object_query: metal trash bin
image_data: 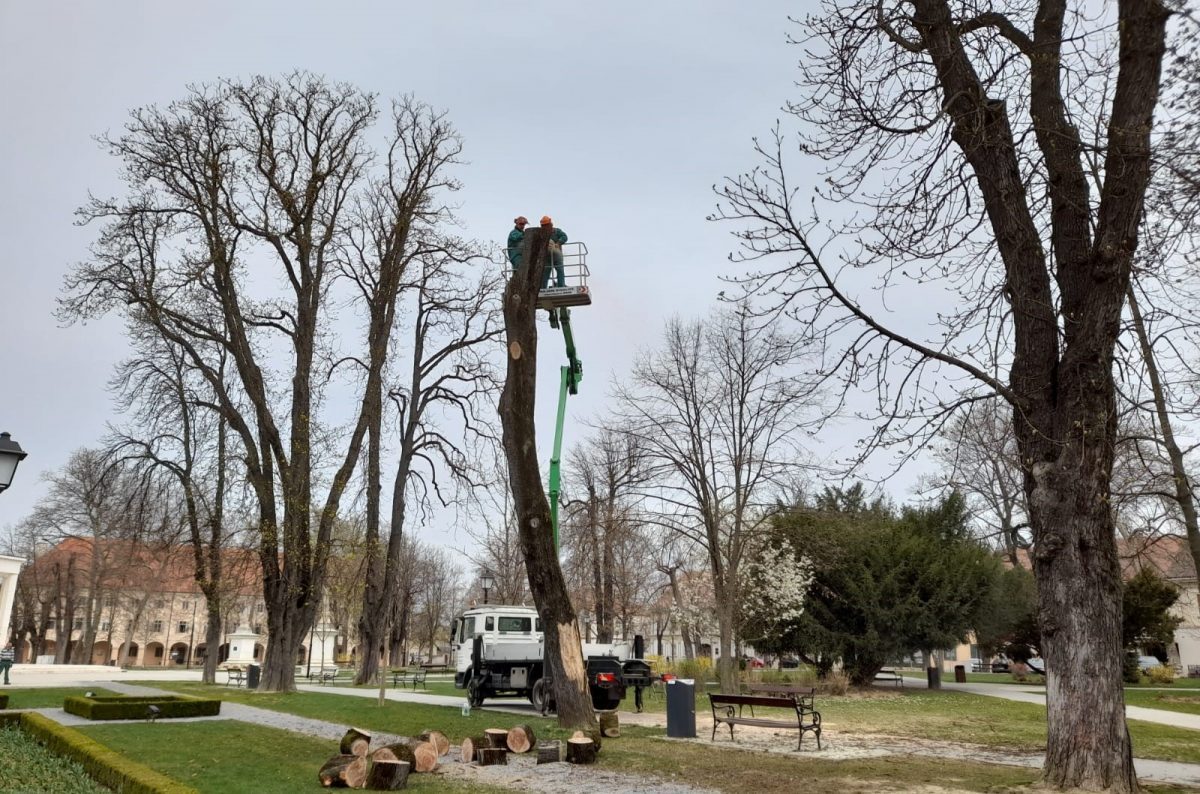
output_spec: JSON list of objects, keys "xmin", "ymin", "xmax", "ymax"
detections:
[
  {"xmin": 247, "ymin": 663, "xmax": 261, "ymax": 690},
  {"xmin": 954, "ymin": 664, "xmax": 966, "ymax": 684},
  {"xmin": 665, "ymin": 678, "xmax": 696, "ymax": 738}
]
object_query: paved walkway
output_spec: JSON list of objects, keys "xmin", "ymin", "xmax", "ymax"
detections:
[{"xmin": 940, "ymin": 681, "xmax": 1200, "ymax": 731}]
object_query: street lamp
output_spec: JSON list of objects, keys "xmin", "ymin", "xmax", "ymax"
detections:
[
  {"xmin": 0, "ymin": 433, "xmax": 28, "ymax": 494},
  {"xmin": 480, "ymin": 570, "xmax": 496, "ymax": 604}
]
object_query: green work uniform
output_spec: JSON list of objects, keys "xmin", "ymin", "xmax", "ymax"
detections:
[
  {"xmin": 507, "ymin": 227, "xmax": 524, "ymax": 269},
  {"xmin": 541, "ymin": 227, "xmax": 568, "ymax": 289}
]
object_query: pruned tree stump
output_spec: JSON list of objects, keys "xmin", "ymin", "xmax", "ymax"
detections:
[
  {"xmin": 412, "ymin": 741, "xmax": 440, "ymax": 773},
  {"xmin": 536, "ymin": 741, "xmax": 562, "ymax": 764},
  {"xmin": 484, "ymin": 728, "xmax": 510, "ymax": 749},
  {"xmin": 364, "ymin": 759, "xmax": 410, "ymax": 790},
  {"xmin": 598, "ymin": 710, "xmax": 620, "ymax": 738},
  {"xmin": 476, "ymin": 747, "xmax": 508, "ymax": 766},
  {"xmin": 370, "ymin": 743, "xmax": 416, "ymax": 766},
  {"xmin": 566, "ymin": 737, "xmax": 597, "ymax": 765},
  {"xmin": 418, "ymin": 730, "xmax": 450, "ymax": 757},
  {"xmin": 506, "ymin": 724, "xmax": 536, "ymax": 753},
  {"xmin": 461, "ymin": 736, "xmax": 489, "ymax": 764},
  {"xmin": 571, "ymin": 728, "xmax": 602, "ymax": 751},
  {"xmin": 318, "ymin": 754, "xmax": 368, "ymax": 788},
  {"xmin": 340, "ymin": 727, "xmax": 373, "ymax": 758}
]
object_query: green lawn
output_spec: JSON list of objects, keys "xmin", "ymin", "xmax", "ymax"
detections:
[
  {"xmin": 0, "ymin": 724, "xmax": 109, "ymax": 793},
  {"xmin": 1125, "ymin": 689, "xmax": 1200, "ymax": 716},
  {"xmin": 78, "ymin": 719, "xmax": 503, "ymax": 793},
  {"xmin": 0, "ymin": 687, "xmax": 120, "ymax": 709}
]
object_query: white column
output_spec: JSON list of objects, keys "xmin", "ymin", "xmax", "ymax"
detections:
[
  {"xmin": 312, "ymin": 623, "xmax": 337, "ymax": 669},
  {"xmin": 0, "ymin": 555, "xmax": 24, "ymax": 651}
]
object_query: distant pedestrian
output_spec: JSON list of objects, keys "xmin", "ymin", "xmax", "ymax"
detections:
[
  {"xmin": 538, "ymin": 216, "xmax": 568, "ymax": 289},
  {"xmin": 0, "ymin": 643, "xmax": 14, "ymax": 684},
  {"xmin": 507, "ymin": 216, "xmax": 529, "ymax": 270}
]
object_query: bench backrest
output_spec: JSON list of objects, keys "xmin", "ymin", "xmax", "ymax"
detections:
[
  {"xmin": 710, "ymin": 693, "xmax": 799, "ymax": 710},
  {"xmin": 746, "ymin": 684, "xmax": 814, "ymax": 696}
]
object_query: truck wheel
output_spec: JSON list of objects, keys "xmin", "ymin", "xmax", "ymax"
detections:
[
  {"xmin": 467, "ymin": 679, "xmax": 486, "ymax": 708},
  {"xmin": 531, "ymin": 677, "xmax": 553, "ymax": 715}
]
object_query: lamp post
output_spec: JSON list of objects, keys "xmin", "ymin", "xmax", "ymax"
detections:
[
  {"xmin": 480, "ymin": 570, "xmax": 496, "ymax": 604},
  {"xmin": 0, "ymin": 433, "xmax": 28, "ymax": 494}
]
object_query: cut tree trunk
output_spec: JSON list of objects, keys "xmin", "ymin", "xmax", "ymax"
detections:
[
  {"xmin": 506, "ymin": 724, "xmax": 536, "ymax": 753},
  {"xmin": 370, "ymin": 743, "xmax": 416, "ymax": 766},
  {"xmin": 499, "ymin": 225, "xmax": 596, "ymax": 731},
  {"xmin": 340, "ymin": 727, "xmax": 372, "ymax": 757},
  {"xmin": 461, "ymin": 736, "xmax": 488, "ymax": 764},
  {"xmin": 571, "ymin": 728, "xmax": 602, "ymax": 751},
  {"xmin": 364, "ymin": 759, "xmax": 409, "ymax": 791},
  {"xmin": 566, "ymin": 737, "xmax": 597, "ymax": 765},
  {"xmin": 484, "ymin": 728, "xmax": 510, "ymax": 749},
  {"xmin": 598, "ymin": 710, "xmax": 619, "ymax": 738},
  {"xmin": 476, "ymin": 747, "xmax": 508, "ymax": 766},
  {"xmin": 412, "ymin": 741, "xmax": 439, "ymax": 773},
  {"xmin": 317, "ymin": 754, "xmax": 368, "ymax": 788},
  {"xmin": 536, "ymin": 741, "xmax": 562, "ymax": 764},
  {"xmin": 418, "ymin": 730, "xmax": 449, "ymax": 757}
]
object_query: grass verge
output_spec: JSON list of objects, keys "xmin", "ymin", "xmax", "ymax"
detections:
[
  {"xmin": 0, "ymin": 687, "xmax": 120, "ymax": 709},
  {"xmin": 79, "ymin": 719, "xmax": 504, "ymax": 793},
  {"xmin": 1126, "ymin": 689, "xmax": 1200, "ymax": 716}
]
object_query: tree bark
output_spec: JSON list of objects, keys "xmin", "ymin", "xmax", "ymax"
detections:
[
  {"xmin": 339, "ymin": 727, "xmax": 372, "ymax": 757},
  {"xmin": 364, "ymin": 760, "xmax": 409, "ymax": 791},
  {"xmin": 317, "ymin": 754, "xmax": 367, "ymax": 788},
  {"xmin": 498, "ymin": 225, "xmax": 595, "ymax": 731},
  {"xmin": 536, "ymin": 741, "xmax": 562, "ymax": 764},
  {"xmin": 565, "ymin": 737, "xmax": 597, "ymax": 765},
  {"xmin": 476, "ymin": 747, "xmax": 508, "ymax": 766}
]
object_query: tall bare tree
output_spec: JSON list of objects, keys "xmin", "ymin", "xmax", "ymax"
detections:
[
  {"xmin": 498, "ymin": 224, "xmax": 595, "ymax": 730},
  {"xmin": 612, "ymin": 308, "xmax": 809, "ymax": 691},
  {"xmin": 713, "ymin": 2, "xmax": 1170, "ymax": 788}
]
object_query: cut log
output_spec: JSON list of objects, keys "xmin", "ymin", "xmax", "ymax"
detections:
[
  {"xmin": 536, "ymin": 741, "xmax": 562, "ymax": 764},
  {"xmin": 571, "ymin": 728, "xmax": 602, "ymax": 752},
  {"xmin": 506, "ymin": 724, "xmax": 536, "ymax": 754},
  {"xmin": 417, "ymin": 730, "xmax": 450, "ymax": 757},
  {"xmin": 566, "ymin": 737, "xmax": 597, "ymax": 765},
  {"xmin": 598, "ymin": 710, "xmax": 620, "ymax": 738},
  {"xmin": 476, "ymin": 747, "xmax": 508, "ymax": 766},
  {"xmin": 339, "ymin": 727, "xmax": 373, "ymax": 758},
  {"xmin": 370, "ymin": 743, "xmax": 416, "ymax": 766},
  {"xmin": 412, "ymin": 741, "xmax": 440, "ymax": 773},
  {"xmin": 484, "ymin": 728, "xmax": 510, "ymax": 749},
  {"xmin": 318, "ymin": 754, "xmax": 368, "ymax": 788},
  {"xmin": 364, "ymin": 759, "xmax": 410, "ymax": 791},
  {"xmin": 461, "ymin": 736, "xmax": 489, "ymax": 764}
]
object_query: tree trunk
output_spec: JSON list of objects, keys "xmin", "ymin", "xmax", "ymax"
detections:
[
  {"xmin": 598, "ymin": 710, "xmax": 620, "ymax": 738},
  {"xmin": 364, "ymin": 759, "xmax": 409, "ymax": 791},
  {"xmin": 506, "ymin": 725, "xmax": 536, "ymax": 753},
  {"xmin": 498, "ymin": 224, "xmax": 595, "ymax": 731},
  {"xmin": 484, "ymin": 728, "xmax": 510, "ymax": 749},
  {"xmin": 201, "ymin": 605, "xmax": 221, "ymax": 686},
  {"xmin": 565, "ymin": 737, "xmax": 597, "ymax": 765},
  {"xmin": 715, "ymin": 596, "xmax": 737, "ymax": 693},
  {"xmin": 417, "ymin": 731, "xmax": 449, "ymax": 757},
  {"xmin": 259, "ymin": 592, "xmax": 308, "ymax": 692},
  {"xmin": 411, "ymin": 742, "xmax": 439, "ymax": 773},
  {"xmin": 371, "ymin": 743, "xmax": 416, "ymax": 766},
  {"xmin": 339, "ymin": 727, "xmax": 372, "ymax": 757},
  {"xmin": 475, "ymin": 747, "xmax": 507, "ymax": 766},
  {"xmin": 317, "ymin": 754, "xmax": 367, "ymax": 789},
  {"xmin": 461, "ymin": 736, "xmax": 488, "ymax": 764},
  {"xmin": 536, "ymin": 741, "xmax": 562, "ymax": 764}
]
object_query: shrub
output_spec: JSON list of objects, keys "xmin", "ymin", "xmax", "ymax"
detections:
[
  {"xmin": 19, "ymin": 712, "xmax": 196, "ymax": 793},
  {"xmin": 1122, "ymin": 651, "xmax": 1143, "ymax": 685},
  {"xmin": 820, "ymin": 670, "xmax": 850, "ymax": 695},
  {"xmin": 0, "ymin": 693, "xmax": 8, "ymax": 710},
  {"xmin": 672, "ymin": 657, "xmax": 715, "ymax": 684},
  {"xmin": 1147, "ymin": 665, "xmax": 1176, "ymax": 685},
  {"xmin": 63, "ymin": 694, "xmax": 221, "ymax": 721}
]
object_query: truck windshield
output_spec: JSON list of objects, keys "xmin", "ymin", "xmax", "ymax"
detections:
[
  {"xmin": 460, "ymin": 616, "xmax": 476, "ymax": 642},
  {"xmin": 498, "ymin": 617, "xmax": 532, "ymax": 633}
]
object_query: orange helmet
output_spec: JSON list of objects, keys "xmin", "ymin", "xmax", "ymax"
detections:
[{"xmin": 540, "ymin": 215, "xmax": 553, "ymax": 226}]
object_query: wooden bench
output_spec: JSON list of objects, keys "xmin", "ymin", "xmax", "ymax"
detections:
[
  {"xmin": 709, "ymin": 693, "xmax": 821, "ymax": 750},
  {"xmin": 390, "ymin": 667, "xmax": 428, "ymax": 689},
  {"xmin": 874, "ymin": 668, "xmax": 904, "ymax": 687},
  {"xmin": 225, "ymin": 667, "xmax": 246, "ymax": 687}
]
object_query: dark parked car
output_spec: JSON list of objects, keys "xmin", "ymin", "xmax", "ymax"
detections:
[
  {"xmin": 780, "ymin": 657, "xmax": 800, "ymax": 669},
  {"xmin": 991, "ymin": 660, "xmax": 1010, "ymax": 673}
]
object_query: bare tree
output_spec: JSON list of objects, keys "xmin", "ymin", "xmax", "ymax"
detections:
[
  {"xmin": 713, "ymin": 2, "xmax": 1170, "ymax": 788},
  {"xmin": 612, "ymin": 308, "xmax": 809, "ymax": 691}
]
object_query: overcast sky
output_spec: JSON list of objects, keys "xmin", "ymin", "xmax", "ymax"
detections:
[{"xmin": 0, "ymin": 1, "xmax": 930, "ymax": 546}]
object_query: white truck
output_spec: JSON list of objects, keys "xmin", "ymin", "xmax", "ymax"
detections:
[{"xmin": 451, "ymin": 604, "xmax": 652, "ymax": 713}]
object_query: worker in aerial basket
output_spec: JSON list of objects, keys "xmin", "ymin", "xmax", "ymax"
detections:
[
  {"xmin": 539, "ymin": 215, "xmax": 568, "ymax": 289},
  {"xmin": 506, "ymin": 216, "xmax": 528, "ymax": 270}
]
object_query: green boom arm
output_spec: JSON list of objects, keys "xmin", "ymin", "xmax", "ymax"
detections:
[{"xmin": 547, "ymin": 307, "xmax": 582, "ymax": 551}]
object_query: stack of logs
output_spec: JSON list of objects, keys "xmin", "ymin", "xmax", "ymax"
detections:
[
  {"xmin": 320, "ymin": 710, "xmax": 619, "ymax": 786},
  {"xmin": 318, "ymin": 727, "xmax": 449, "ymax": 789},
  {"xmin": 461, "ymin": 716, "xmax": 614, "ymax": 767}
]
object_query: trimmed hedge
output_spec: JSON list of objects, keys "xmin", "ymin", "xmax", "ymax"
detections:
[
  {"xmin": 0, "ymin": 693, "xmax": 8, "ymax": 710},
  {"xmin": 19, "ymin": 712, "xmax": 197, "ymax": 793},
  {"xmin": 64, "ymin": 694, "xmax": 221, "ymax": 721}
]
